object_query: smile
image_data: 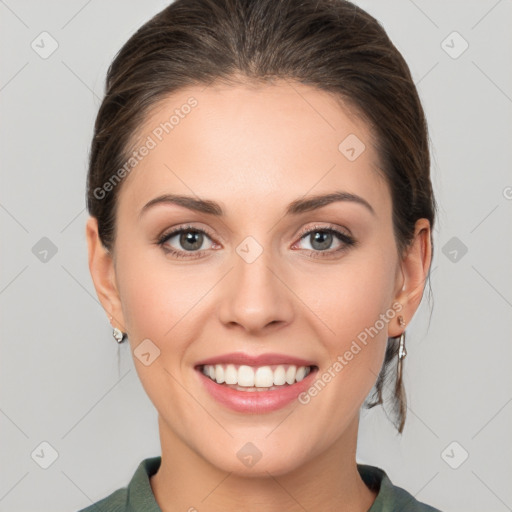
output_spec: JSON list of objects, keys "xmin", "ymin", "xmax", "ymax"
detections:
[{"xmin": 196, "ymin": 361, "xmax": 319, "ymax": 413}]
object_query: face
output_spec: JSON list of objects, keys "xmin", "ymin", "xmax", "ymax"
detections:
[{"xmin": 88, "ymin": 80, "xmax": 426, "ymax": 477}]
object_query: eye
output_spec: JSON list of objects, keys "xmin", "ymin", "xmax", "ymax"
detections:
[
  {"xmin": 293, "ymin": 224, "xmax": 356, "ymax": 257},
  {"xmin": 156, "ymin": 223, "xmax": 356, "ymax": 260},
  {"xmin": 157, "ymin": 224, "xmax": 216, "ymax": 258}
]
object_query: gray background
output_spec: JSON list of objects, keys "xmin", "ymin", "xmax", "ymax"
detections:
[{"xmin": 0, "ymin": 1, "xmax": 511, "ymax": 511}]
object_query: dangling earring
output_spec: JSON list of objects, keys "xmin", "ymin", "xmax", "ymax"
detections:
[
  {"xmin": 109, "ymin": 315, "xmax": 126, "ymax": 344},
  {"xmin": 397, "ymin": 315, "xmax": 407, "ymax": 381},
  {"xmin": 393, "ymin": 314, "xmax": 408, "ymax": 433}
]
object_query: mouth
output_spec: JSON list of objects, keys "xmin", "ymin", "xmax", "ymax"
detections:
[
  {"xmin": 193, "ymin": 352, "xmax": 319, "ymax": 412},
  {"xmin": 197, "ymin": 363, "xmax": 319, "ymax": 392}
]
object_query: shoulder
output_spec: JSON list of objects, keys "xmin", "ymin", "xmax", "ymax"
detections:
[
  {"xmin": 358, "ymin": 463, "xmax": 444, "ymax": 512},
  {"xmin": 382, "ymin": 480, "xmax": 444, "ymax": 511},
  {"xmin": 77, "ymin": 487, "xmax": 128, "ymax": 512},
  {"xmin": 76, "ymin": 456, "xmax": 162, "ymax": 512}
]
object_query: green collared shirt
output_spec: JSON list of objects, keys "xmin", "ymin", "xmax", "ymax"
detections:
[{"xmin": 78, "ymin": 456, "xmax": 443, "ymax": 512}]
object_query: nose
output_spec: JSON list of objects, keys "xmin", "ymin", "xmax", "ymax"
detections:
[{"xmin": 218, "ymin": 241, "xmax": 295, "ymax": 334}]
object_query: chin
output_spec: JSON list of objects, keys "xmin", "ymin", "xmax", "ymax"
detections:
[{"xmin": 202, "ymin": 441, "xmax": 310, "ymax": 478}]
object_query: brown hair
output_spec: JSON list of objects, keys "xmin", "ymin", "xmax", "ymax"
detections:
[{"xmin": 86, "ymin": 0, "xmax": 436, "ymax": 433}]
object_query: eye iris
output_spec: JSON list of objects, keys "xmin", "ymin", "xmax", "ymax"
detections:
[
  {"xmin": 180, "ymin": 231, "xmax": 203, "ymax": 251},
  {"xmin": 311, "ymin": 231, "xmax": 332, "ymax": 251}
]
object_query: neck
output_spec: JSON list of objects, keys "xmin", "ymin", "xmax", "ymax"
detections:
[{"xmin": 150, "ymin": 415, "xmax": 376, "ymax": 512}]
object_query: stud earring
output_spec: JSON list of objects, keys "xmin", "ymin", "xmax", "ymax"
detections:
[
  {"xmin": 112, "ymin": 327, "xmax": 125, "ymax": 344},
  {"xmin": 109, "ymin": 315, "xmax": 126, "ymax": 344}
]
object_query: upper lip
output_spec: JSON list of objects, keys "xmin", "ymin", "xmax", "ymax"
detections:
[{"xmin": 195, "ymin": 352, "xmax": 317, "ymax": 368}]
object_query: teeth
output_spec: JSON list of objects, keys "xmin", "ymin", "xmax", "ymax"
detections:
[
  {"xmin": 295, "ymin": 366, "xmax": 306, "ymax": 381},
  {"xmin": 201, "ymin": 364, "xmax": 312, "ymax": 388},
  {"xmin": 285, "ymin": 365, "xmax": 296, "ymax": 385},
  {"xmin": 254, "ymin": 366, "xmax": 274, "ymax": 387},
  {"xmin": 225, "ymin": 364, "xmax": 237, "ymax": 385},
  {"xmin": 238, "ymin": 365, "xmax": 255, "ymax": 386},
  {"xmin": 215, "ymin": 364, "xmax": 225, "ymax": 384},
  {"xmin": 273, "ymin": 365, "xmax": 286, "ymax": 385}
]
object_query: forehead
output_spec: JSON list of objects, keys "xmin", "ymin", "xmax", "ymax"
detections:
[{"xmin": 118, "ymin": 80, "xmax": 390, "ymax": 219}]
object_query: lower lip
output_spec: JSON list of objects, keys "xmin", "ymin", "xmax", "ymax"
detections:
[{"xmin": 196, "ymin": 367, "xmax": 318, "ymax": 413}]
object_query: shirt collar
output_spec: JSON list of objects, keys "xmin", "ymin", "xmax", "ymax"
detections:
[{"xmin": 126, "ymin": 456, "xmax": 410, "ymax": 511}]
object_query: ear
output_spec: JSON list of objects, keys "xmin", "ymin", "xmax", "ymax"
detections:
[
  {"xmin": 85, "ymin": 216, "xmax": 126, "ymax": 331},
  {"xmin": 388, "ymin": 218, "xmax": 432, "ymax": 337}
]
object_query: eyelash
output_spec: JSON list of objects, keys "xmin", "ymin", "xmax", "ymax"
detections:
[{"xmin": 156, "ymin": 223, "xmax": 357, "ymax": 260}]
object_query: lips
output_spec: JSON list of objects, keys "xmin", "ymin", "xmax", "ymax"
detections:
[
  {"xmin": 195, "ymin": 352, "xmax": 317, "ymax": 368},
  {"xmin": 194, "ymin": 352, "xmax": 319, "ymax": 413},
  {"xmin": 197, "ymin": 363, "xmax": 318, "ymax": 413}
]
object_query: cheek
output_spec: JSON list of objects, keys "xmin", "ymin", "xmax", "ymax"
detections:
[
  {"xmin": 116, "ymin": 246, "xmax": 204, "ymax": 341},
  {"xmin": 294, "ymin": 242, "xmax": 398, "ymax": 409},
  {"xmin": 114, "ymin": 249, "xmax": 203, "ymax": 409},
  {"xmin": 299, "ymin": 245, "xmax": 398, "ymax": 346},
  {"xmin": 293, "ymin": 251, "xmax": 397, "ymax": 428},
  {"xmin": 335, "ymin": 263, "xmax": 395, "ymax": 335}
]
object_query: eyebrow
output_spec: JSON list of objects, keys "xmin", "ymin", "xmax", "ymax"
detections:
[{"xmin": 138, "ymin": 191, "xmax": 375, "ymax": 219}]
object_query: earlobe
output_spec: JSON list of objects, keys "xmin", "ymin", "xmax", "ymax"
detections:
[
  {"xmin": 85, "ymin": 216, "xmax": 126, "ymax": 331},
  {"xmin": 389, "ymin": 218, "xmax": 432, "ymax": 337}
]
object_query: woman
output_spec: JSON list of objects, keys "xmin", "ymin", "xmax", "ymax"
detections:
[{"xmin": 82, "ymin": 0, "xmax": 441, "ymax": 510}]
